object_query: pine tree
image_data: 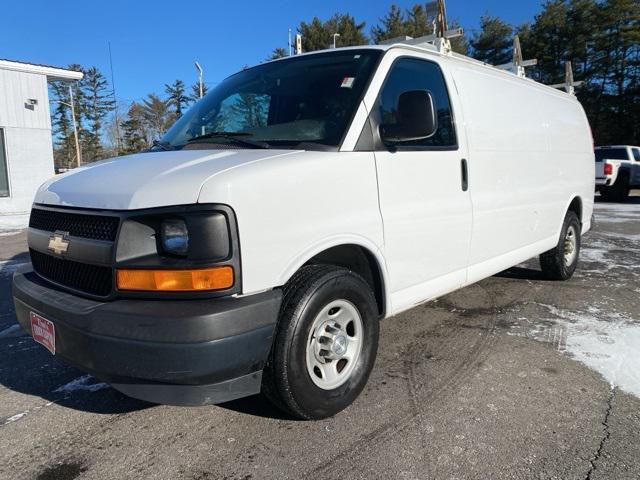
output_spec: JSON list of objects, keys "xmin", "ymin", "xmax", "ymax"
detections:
[
  {"xmin": 82, "ymin": 66, "xmax": 115, "ymax": 162},
  {"xmin": 50, "ymin": 81, "xmax": 75, "ymax": 170},
  {"xmin": 165, "ymin": 80, "xmax": 189, "ymax": 119},
  {"xmin": 269, "ymin": 48, "xmax": 288, "ymax": 60},
  {"xmin": 370, "ymin": 4, "xmax": 468, "ymax": 55},
  {"xmin": 529, "ymin": 0, "xmax": 571, "ymax": 84},
  {"xmin": 371, "ymin": 5, "xmax": 406, "ymax": 43},
  {"xmin": 141, "ymin": 94, "xmax": 173, "ymax": 140},
  {"xmin": 121, "ymin": 102, "xmax": 149, "ymax": 153},
  {"xmin": 298, "ymin": 13, "xmax": 368, "ymax": 52},
  {"xmin": 188, "ymin": 82, "xmax": 209, "ymax": 103},
  {"xmin": 470, "ymin": 15, "xmax": 514, "ymax": 65}
]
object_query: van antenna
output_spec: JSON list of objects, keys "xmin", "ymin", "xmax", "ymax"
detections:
[
  {"xmin": 550, "ymin": 61, "xmax": 584, "ymax": 95},
  {"xmin": 495, "ymin": 35, "xmax": 537, "ymax": 78},
  {"xmin": 379, "ymin": 0, "xmax": 464, "ymax": 55}
]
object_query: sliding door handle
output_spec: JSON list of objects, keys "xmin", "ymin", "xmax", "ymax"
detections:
[{"xmin": 461, "ymin": 158, "xmax": 469, "ymax": 192}]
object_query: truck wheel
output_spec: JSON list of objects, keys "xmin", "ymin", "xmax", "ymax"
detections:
[
  {"xmin": 539, "ymin": 211, "xmax": 581, "ymax": 280},
  {"xmin": 263, "ymin": 265, "xmax": 379, "ymax": 420},
  {"xmin": 601, "ymin": 174, "xmax": 630, "ymax": 202}
]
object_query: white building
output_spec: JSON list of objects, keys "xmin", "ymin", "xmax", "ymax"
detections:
[{"xmin": 0, "ymin": 59, "xmax": 82, "ymax": 215}]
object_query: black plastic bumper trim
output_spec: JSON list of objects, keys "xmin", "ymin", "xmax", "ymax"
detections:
[{"xmin": 12, "ymin": 264, "xmax": 282, "ymax": 400}]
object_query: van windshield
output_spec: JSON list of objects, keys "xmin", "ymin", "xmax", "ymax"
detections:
[{"xmin": 159, "ymin": 50, "xmax": 382, "ymax": 151}]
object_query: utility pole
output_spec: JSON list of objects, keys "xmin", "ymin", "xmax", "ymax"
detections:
[
  {"xmin": 288, "ymin": 29, "xmax": 292, "ymax": 56},
  {"xmin": 66, "ymin": 85, "xmax": 82, "ymax": 168},
  {"xmin": 108, "ymin": 42, "xmax": 121, "ymax": 155}
]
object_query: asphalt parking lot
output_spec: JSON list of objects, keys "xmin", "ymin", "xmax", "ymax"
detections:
[{"xmin": 1, "ymin": 197, "xmax": 639, "ymax": 480}]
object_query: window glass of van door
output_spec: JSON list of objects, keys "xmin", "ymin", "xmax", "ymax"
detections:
[
  {"xmin": 633, "ymin": 148, "xmax": 640, "ymax": 162},
  {"xmin": 373, "ymin": 57, "xmax": 457, "ymax": 150},
  {"xmin": 0, "ymin": 129, "xmax": 9, "ymax": 197}
]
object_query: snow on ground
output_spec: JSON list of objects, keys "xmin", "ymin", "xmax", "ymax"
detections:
[
  {"xmin": 2, "ymin": 412, "xmax": 28, "ymax": 426},
  {"xmin": 509, "ymin": 198, "xmax": 640, "ymax": 398},
  {"xmin": 54, "ymin": 374, "xmax": 110, "ymax": 394},
  {"xmin": 0, "ymin": 213, "xmax": 29, "ymax": 236},
  {"xmin": 543, "ymin": 305, "xmax": 640, "ymax": 398}
]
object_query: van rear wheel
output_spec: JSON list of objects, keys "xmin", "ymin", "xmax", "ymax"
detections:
[
  {"xmin": 539, "ymin": 210, "xmax": 581, "ymax": 280},
  {"xmin": 262, "ymin": 265, "xmax": 379, "ymax": 420}
]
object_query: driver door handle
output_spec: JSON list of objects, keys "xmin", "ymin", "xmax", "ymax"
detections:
[{"xmin": 461, "ymin": 159, "xmax": 469, "ymax": 192}]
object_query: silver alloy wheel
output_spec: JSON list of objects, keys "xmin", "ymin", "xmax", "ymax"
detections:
[
  {"xmin": 563, "ymin": 225, "xmax": 577, "ymax": 266},
  {"xmin": 305, "ymin": 299, "xmax": 364, "ymax": 390}
]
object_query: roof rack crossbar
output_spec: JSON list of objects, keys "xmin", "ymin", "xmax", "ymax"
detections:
[
  {"xmin": 378, "ymin": 1, "xmax": 463, "ymax": 55},
  {"xmin": 550, "ymin": 61, "xmax": 584, "ymax": 95},
  {"xmin": 495, "ymin": 35, "xmax": 537, "ymax": 78}
]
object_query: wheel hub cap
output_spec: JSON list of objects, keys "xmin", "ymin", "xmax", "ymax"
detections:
[
  {"xmin": 305, "ymin": 300, "xmax": 364, "ymax": 390},
  {"xmin": 563, "ymin": 225, "xmax": 577, "ymax": 266},
  {"xmin": 332, "ymin": 335, "xmax": 347, "ymax": 356}
]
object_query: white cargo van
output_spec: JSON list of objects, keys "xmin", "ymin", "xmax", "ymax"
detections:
[{"xmin": 13, "ymin": 43, "xmax": 594, "ymax": 419}]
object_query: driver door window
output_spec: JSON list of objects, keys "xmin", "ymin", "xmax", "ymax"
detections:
[{"xmin": 375, "ymin": 58, "xmax": 457, "ymax": 149}]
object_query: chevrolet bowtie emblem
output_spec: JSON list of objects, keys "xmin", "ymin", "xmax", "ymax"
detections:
[{"xmin": 48, "ymin": 231, "xmax": 70, "ymax": 255}]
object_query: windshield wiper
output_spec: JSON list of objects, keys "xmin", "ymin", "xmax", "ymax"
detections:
[
  {"xmin": 151, "ymin": 140, "xmax": 174, "ymax": 151},
  {"xmin": 186, "ymin": 131, "xmax": 270, "ymax": 149}
]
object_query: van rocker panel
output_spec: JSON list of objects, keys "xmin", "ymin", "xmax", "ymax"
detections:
[{"xmin": 12, "ymin": 265, "xmax": 282, "ymax": 405}]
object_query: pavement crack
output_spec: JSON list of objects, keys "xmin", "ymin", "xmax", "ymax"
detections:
[{"xmin": 585, "ymin": 386, "xmax": 616, "ymax": 480}]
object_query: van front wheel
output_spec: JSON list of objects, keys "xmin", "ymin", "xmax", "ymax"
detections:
[
  {"xmin": 262, "ymin": 265, "xmax": 379, "ymax": 420},
  {"xmin": 539, "ymin": 210, "xmax": 581, "ymax": 280}
]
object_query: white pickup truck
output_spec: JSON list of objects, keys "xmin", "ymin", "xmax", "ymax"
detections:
[
  {"xmin": 595, "ymin": 145, "xmax": 640, "ymax": 201},
  {"xmin": 13, "ymin": 43, "xmax": 594, "ymax": 419}
]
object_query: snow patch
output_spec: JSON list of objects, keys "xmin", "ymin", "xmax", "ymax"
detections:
[
  {"xmin": 594, "ymin": 202, "xmax": 640, "ymax": 213},
  {"xmin": 595, "ymin": 216, "xmax": 638, "ymax": 223},
  {"xmin": 2, "ymin": 412, "xmax": 27, "ymax": 425},
  {"xmin": 580, "ymin": 247, "xmax": 609, "ymax": 264},
  {"xmin": 536, "ymin": 304, "xmax": 640, "ymax": 398},
  {"xmin": 602, "ymin": 231, "xmax": 640, "ymax": 242},
  {"xmin": 0, "ymin": 213, "xmax": 29, "ymax": 236},
  {"xmin": 54, "ymin": 374, "xmax": 110, "ymax": 394}
]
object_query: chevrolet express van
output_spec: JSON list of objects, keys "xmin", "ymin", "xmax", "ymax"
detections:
[{"xmin": 13, "ymin": 43, "xmax": 594, "ymax": 419}]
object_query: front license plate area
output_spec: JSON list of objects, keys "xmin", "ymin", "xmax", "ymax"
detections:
[{"xmin": 30, "ymin": 312, "xmax": 56, "ymax": 355}]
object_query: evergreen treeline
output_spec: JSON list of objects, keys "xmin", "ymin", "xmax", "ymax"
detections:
[{"xmin": 50, "ymin": 0, "xmax": 639, "ymax": 167}]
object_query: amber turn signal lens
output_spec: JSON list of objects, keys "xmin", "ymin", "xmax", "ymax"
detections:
[{"xmin": 116, "ymin": 266, "xmax": 234, "ymax": 292}]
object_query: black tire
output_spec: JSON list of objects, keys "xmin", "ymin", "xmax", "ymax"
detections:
[
  {"xmin": 600, "ymin": 173, "xmax": 630, "ymax": 202},
  {"xmin": 539, "ymin": 210, "xmax": 581, "ymax": 280},
  {"xmin": 262, "ymin": 265, "xmax": 379, "ymax": 420}
]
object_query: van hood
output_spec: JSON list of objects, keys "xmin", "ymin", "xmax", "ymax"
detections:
[{"xmin": 35, "ymin": 149, "xmax": 300, "ymax": 210}]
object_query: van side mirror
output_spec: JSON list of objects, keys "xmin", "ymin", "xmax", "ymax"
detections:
[{"xmin": 380, "ymin": 90, "xmax": 438, "ymax": 144}]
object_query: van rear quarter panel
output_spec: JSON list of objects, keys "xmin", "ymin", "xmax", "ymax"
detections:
[
  {"xmin": 451, "ymin": 63, "xmax": 593, "ymax": 274},
  {"xmin": 197, "ymin": 151, "xmax": 385, "ymax": 296}
]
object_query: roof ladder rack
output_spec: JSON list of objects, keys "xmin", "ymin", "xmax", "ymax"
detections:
[
  {"xmin": 550, "ymin": 61, "xmax": 584, "ymax": 95},
  {"xmin": 495, "ymin": 35, "xmax": 537, "ymax": 78},
  {"xmin": 378, "ymin": 0, "xmax": 464, "ymax": 55}
]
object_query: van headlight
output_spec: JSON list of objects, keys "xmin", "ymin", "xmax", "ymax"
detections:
[{"xmin": 161, "ymin": 219, "xmax": 189, "ymax": 255}]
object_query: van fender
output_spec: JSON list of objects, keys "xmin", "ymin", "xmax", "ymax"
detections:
[
  {"xmin": 558, "ymin": 194, "xmax": 589, "ymax": 237},
  {"xmin": 277, "ymin": 234, "xmax": 391, "ymax": 314}
]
